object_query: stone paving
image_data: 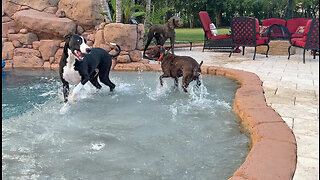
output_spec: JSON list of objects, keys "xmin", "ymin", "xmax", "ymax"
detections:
[{"xmin": 174, "ymin": 46, "xmax": 319, "ymax": 180}]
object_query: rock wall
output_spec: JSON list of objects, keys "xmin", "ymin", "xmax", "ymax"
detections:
[{"xmin": 2, "ymin": 0, "xmax": 144, "ymax": 70}]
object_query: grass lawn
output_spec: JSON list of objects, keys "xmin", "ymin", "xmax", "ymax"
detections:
[{"xmin": 174, "ymin": 28, "xmax": 231, "ymax": 44}]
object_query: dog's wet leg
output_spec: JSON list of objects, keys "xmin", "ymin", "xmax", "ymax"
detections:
[
  {"xmin": 174, "ymin": 77, "xmax": 179, "ymax": 87},
  {"xmin": 170, "ymin": 36, "xmax": 175, "ymax": 54},
  {"xmin": 99, "ymin": 70, "xmax": 115, "ymax": 91},
  {"xmin": 196, "ymin": 78, "xmax": 201, "ymax": 87},
  {"xmin": 182, "ymin": 75, "xmax": 193, "ymax": 92},
  {"xmin": 90, "ymin": 75, "xmax": 102, "ymax": 89},
  {"xmin": 143, "ymin": 31, "xmax": 154, "ymax": 58},
  {"xmin": 105, "ymin": 77, "xmax": 116, "ymax": 91},
  {"xmin": 159, "ymin": 74, "xmax": 170, "ymax": 86},
  {"xmin": 62, "ymin": 81, "xmax": 70, "ymax": 103},
  {"xmin": 89, "ymin": 69, "xmax": 102, "ymax": 89}
]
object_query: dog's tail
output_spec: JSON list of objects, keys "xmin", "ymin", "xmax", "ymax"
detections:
[{"xmin": 109, "ymin": 43, "xmax": 121, "ymax": 58}]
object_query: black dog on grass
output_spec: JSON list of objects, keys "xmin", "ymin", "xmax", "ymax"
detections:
[{"xmin": 59, "ymin": 34, "xmax": 121, "ymax": 103}]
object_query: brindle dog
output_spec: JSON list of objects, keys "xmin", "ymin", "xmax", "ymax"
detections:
[
  {"xmin": 143, "ymin": 16, "xmax": 183, "ymax": 59},
  {"xmin": 148, "ymin": 46, "xmax": 203, "ymax": 92}
]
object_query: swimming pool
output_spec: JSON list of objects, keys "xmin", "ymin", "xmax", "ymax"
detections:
[{"xmin": 2, "ymin": 70, "xmax": 249, "ymax": 179}]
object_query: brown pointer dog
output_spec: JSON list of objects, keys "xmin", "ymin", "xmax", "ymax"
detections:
[
  {"xmin": 148, "ymin": 46, "xmax": 203, "ymax": 92},
  {"xmin": 143, "ymin": 16, "xmax": 183, "ymax": 59}
]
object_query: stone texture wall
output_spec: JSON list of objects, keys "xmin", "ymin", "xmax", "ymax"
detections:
[{"xmin": 2, "ymin": 0, "xmax": 144, "ymax": 70}]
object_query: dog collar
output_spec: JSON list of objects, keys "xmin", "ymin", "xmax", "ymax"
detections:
[{"xmin": 158, "ymin": 55, "xmax": 163, "ymax": 62}]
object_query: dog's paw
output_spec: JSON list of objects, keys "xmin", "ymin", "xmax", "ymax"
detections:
[
  {"xmin": 60, "ymin": 103, "xmax": 70, "ymax": 115},
  {"xmin": 70, "ymin": 94, "xmax": 77, "ymax": 103}
]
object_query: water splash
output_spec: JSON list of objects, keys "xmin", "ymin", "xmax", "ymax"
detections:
[
  {"xmin": 91, "ymin": 142, "xmax": 105, "ymax": 151},
  {"xmin": 147, "ymin": 79, "xmax": 172, "ymax": 101}
]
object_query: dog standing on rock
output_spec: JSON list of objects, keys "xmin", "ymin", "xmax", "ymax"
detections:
[
  {"xmin": 143, "ymin": 16, "xmax": 183, "ymax": 59},
  {"xmin": 59, "ymin": 34, "xmax": 120, "ymax": 103}
]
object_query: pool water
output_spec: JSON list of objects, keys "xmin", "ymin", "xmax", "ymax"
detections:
[{"xmin": 2, "ymin": 70, "xmax": 249, "ymax": 180}]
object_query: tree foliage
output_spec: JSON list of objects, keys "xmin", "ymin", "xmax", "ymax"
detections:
[{"xmin": 106, "ymin": 0, "xmax": 319, "ymax": 27}]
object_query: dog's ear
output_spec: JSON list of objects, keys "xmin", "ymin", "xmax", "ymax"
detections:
[
  {"xmin": 199, "ymin": 61, "xmax": 203, "ymax": 67},
  {"xmin": 165, "ymin": 47, "xmax": 171, "ymax": 52},
  {"xmin": 64, "ymin": 34, "xmax": 72, "ymax": 39}
]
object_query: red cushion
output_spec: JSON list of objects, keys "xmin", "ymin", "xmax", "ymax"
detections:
[
  {"xmin": 262, "ymin": 18, "xmax": 286, "ymax": 26},
  {"xmin": 290, "ymin": 38, "xmax": 306, "ymax": 47},
  {"xmin": 260, "ymin": 25, "xmax": 269, "ymax": 33},
  {"xmin": 255, "ymin": 18, "xmax": 260, "ymax": 33},
  {"xmin": 199, "ymin": 11, "xmax": 212, "ymax": 39},
  {"xmin": 286, "ymin": 18, "xmax": 310, "ymax": 34},
  {"xmin": 291, "ymin": 33, "xmax": 304, "ymax": 38},
  {"xmin": 209, "ymin": 34, "xmax": 230, "ymax": 40},
  {"xmin": 302, "ymin": 19, "xmax": 313, "ymax": 42},
  {"xmin": 256, "ymin": 37, "xmax": 269, "ymax": 45}
]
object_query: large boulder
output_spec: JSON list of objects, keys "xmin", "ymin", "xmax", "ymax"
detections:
[
  {"xmin": 129, "ymin": 50, "xmax": 142, "ymax": 62},
  {"xmin": 7, "ymin": 0, "xmax": 60, "ymax": 11},
  {"xmin": 117, "ymin": 55, "xmax": 131, "ymax": 63},
  {"xmin": 58, "ymin": 0, "xmax": 105, "ymax": 30},
  {"xmin": 3, "ymin": 1, "xmax": 20, "ymax": 17},
  {"xmin": 12, "ymin": 9, "xmax": 76, "ymax": 39},
  {"xmin": 2, "ymin": 42, "xmax": 15, "ymax": 60},
  {"xmin": 2, "ymin": 20, "xmax": 20, "ymax": 38},
  {"xmin": 136, "ymin": 24, "xmax": 145, "ymax": 50},
  {"xmin": 14, "ymin": 48, "xmax": 41, "ymax": 58},
  {"xmin": 12, "ymin": 55, "xmax": 43, "ymax": 68},
  {"xmin": 103, "ymin": 23, "xmax": 138, "ymax": 51},
  {"xmin": 7, "ymin": 32, "xmax": 38, "ymax": 44},
  {"xmin": 93, "ymin": 29, "xmax": 105, "ymax": 48},
  {"xmin": 54, "ymin": 48, "xmax": 63, "ymax": 64},
  {"xmin": 39, "ymin": 40, "xmax": 60, "ymax": 61}
]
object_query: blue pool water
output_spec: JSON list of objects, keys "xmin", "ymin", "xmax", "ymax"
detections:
[{"xmin": 2, "ymin": 70, "xmax": 249, "ymax": 179}]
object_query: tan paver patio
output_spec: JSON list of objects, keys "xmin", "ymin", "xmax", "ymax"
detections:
[{"xmin": 174, "ymin": 46, "xmax": 319, "ymax": 180}]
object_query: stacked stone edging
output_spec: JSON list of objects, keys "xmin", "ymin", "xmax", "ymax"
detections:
[
  {"xmin": 205, "ymin": 66, "xmax": 297, "ymax": 180},
  {"xmin": 109, "ymin": 63, "xmax": 298, "ymax": 180}
]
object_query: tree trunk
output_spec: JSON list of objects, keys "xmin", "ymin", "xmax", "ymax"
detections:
[
  {"xmin": 145, "ymin": 0, "xmax": 151, "ymax": 27},
  {"xmin": 102, "ymin": 0, "xmax": 113, "ymax": 23},
  {"xmin": 116, "ymin": 0, "xmax": 122, "ymax": 23},
  {"xmin": 215, "ymin": 10, "xmax": 222, "ymax": 27},
  {"xmin": 285, "ymin": 0, "xmax": 293, "ymax": 19},
  {"xmin": 189, "ymin": 14, "xmax": 194, "ymax": 28}
]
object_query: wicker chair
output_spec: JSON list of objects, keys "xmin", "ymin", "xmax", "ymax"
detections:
[
  {"xmin": 229, "ymin": 17, "xmax": 270, "ymax": 60},
  {"xmin": 199, "ymin": 11, "xmax": 233, "ymax": 52},
  {"xmin": 288, "ymin": 18, "xmax": 319, "ymax": 63}
]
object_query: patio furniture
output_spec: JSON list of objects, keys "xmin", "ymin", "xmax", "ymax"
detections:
[
  {"xmin": 260, "ymin": 18, "xmax": 287, "ymax": 37},
  {"xmin": 288, "ymin": 18, "xmax": 319, "ymax": 63},
  {"xmin": 263, "ymin": 24, "xmax": 291, "ymax": 40},
  {"xmin": 286, "ymin": 18, "xmax": 310, "ymax": 38},
  {"xmin": 229, "ymin": 17, "xmax": 270, "ymax": 60},
  {"xmin": 199, "ymin": 11, "xmax": 233, "ymax": 52}
]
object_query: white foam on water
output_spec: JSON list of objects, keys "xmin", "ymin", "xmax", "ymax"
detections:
[
  {"xmin": 169, "ymin": 104, "xmax": 178, "ymax": 122},
  {"xmin": 114, "ymin": 82, "xmax": 133, "ymax": 94},
  {"xmin": 147, "ymin": 79, "xmax": 172, "ymax": 101},
  {"xmin": 59, "ymin": 103, "xmax": 70, "ymax": 115},
  {"xmin": 39, "ymin": 90, "xmax": 56, "ymax": 97},
  {"xmin": 91, "ymin": 142, "xmax": 105, "ymax": 151}
]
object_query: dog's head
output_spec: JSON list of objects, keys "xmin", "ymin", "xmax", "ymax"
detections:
[
  {"xmin": 168, "ymin": 16, "xmax": 183, "ymax": 29},
  {"xmin": 64, "ymin": 34, "xmax": 91, "ymax": 61},
  {"xmin": 145, "ymin": 45, "xmax": 171, "ymax": 60}
]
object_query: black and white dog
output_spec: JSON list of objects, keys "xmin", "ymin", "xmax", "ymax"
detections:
[{"xmin": 59, "ymin": 34, "xmax": 121, "ymax": 103}]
